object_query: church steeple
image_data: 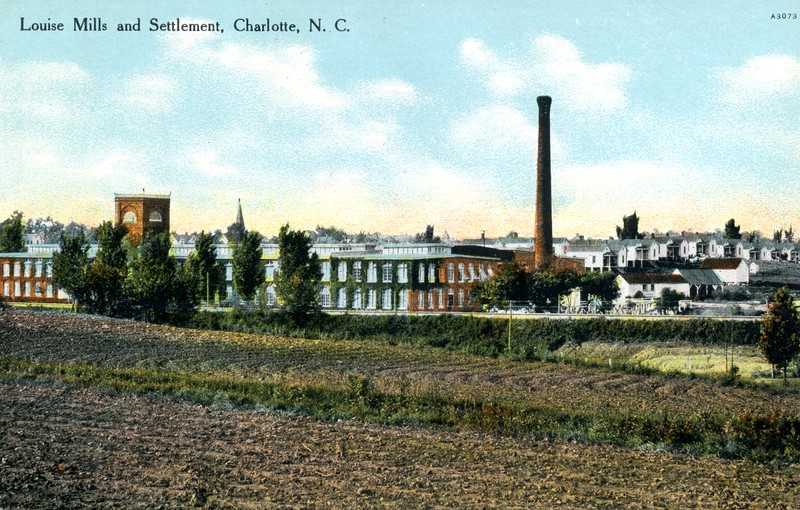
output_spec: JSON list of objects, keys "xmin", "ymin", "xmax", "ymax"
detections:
[{"xmin": 235, "ymin": 198, "xmax": 245, "ymax": 229}]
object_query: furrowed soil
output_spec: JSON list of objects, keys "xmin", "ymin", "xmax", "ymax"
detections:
[{"xmin": 1, "ymin": 310, "xmax": 800, "ymax": 508}]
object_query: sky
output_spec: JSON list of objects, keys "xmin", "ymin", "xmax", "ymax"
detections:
[{"xmin": 1, "ymin": 1, "xmax": 798, "ymax": 240}]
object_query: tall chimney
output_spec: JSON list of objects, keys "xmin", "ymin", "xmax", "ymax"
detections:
[{"xmin": 534, "ymin": 95, "xmax": 553, "ymax": 268}]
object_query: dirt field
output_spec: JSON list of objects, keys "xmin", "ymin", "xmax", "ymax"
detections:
[
  {"xmin": 2, "ymin": 381, "xmax": 799, "ymax": 509},
  {"xmin": 2, "ymin": 310, "xmax": 800, "ymax": 508}
]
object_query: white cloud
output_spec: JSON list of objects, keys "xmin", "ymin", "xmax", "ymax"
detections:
[
  {"xmin": 532, "ymin": 35, "xmax": 631, "ymax": 112},
  {"xmin": 162, "ymin": 26, "xmax": 345, "ymax": 110},
  {"xmin": 357, "ymin": 78, "xmax": 419, "ymax": 106},
  {"xmin": 191, "ymin": 151, "xmax": 237, "ymax": 176},
  {"xmin": 459, "ymin": 35, "xmax": 632, "ymax": 112},
  {"xmin": 0, "ymin": 60, "xmax": 91, "ymax": 120},
  {"xmin": 460, "ymin": 38, "xmax": 527, "ymax": 96},
  {"xmin": 118, "ymin": 74, "xmax": 176, "ymax": 111},
  {"xmin": 719, "ymin": 54, "xmax": 800, "ymax": 104}
]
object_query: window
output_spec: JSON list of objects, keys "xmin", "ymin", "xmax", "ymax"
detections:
[
  {"xmin": 2, "ymin": 263, "xmax": 8, "ymax": 277},
  {"xmin": 367, "ymin": 262, "xmax": 377, "ymax": 283},
  {"xmin": 382, "ymin": 263, "xmax": 392, "ymax": 283},
  {"xmin": 447, "ymin": 288, "xmax": 454, "ymax": 307},
  {"xmin": 397, "ymin": 263, "xmax": 408, "ymax": 283},
  {"xmin": 24, "ymin": 282, "xmax": 31, "ymax": 296},
  {"xmin": 24, "ymin": 261, "xmax": 31, "ymax": 278},
  {"xmin": 338, "ymin": 288, "xmax": 347, "ymax": 308},
  {"xmin": 447, "ymin": 263, "xmax": 454, "ymax": 283},
  {"xmin": 265, "ymin": 261, "xmax": 275, "ymax": 280},
  {"xmin": 382, "ymin": 288, "xmax": 392, "ymax": 310},
  {"xmin": 468, "ymin": 264, "xmax": 476, "ymax": 281},
  {"xmin": 428, "ymin": 291, "xmax": 434, "ymax": 309},
  {"xmin": 398, "ymin": 291, "xmax": 408, "ymax": 310},
  {"xmin": 478, "ymin": 264, "xmax": 487, "ymax": 281},
  {"xmin": 13, "ymin": 262, "xmax": 21, "ymax": 277},
  {"xmin": 225, "ymin": 263, "xmax": 233, "ymax": 281},
  {"xmin": 487, "ymin": 265, "xmax": 494, "ymax": 277},
  {"xmin": 352, "ymin": 261, "xmax": 362, "ymax": 282},
  {"xmin": 352, "ymin": 288, "xmax": 362, "ymax": 309},
  {"xmin": 418, "ymin": 292, "xmax": 424, "ymax": 309},
  {"xmin": 418, "ymin": 263, "xmax": 425, "ymax": 283},
  {"xmin": 458, "ymin": 263, "xmax": 466, "ymax": 282},
  {"xmin": 148, "ymin": 211, "xmax": 162, "ymax": 222},
  {"xmin": 266, "ymin": 285, "xmax": 276, "ymax": 306},
  {"xmin": 367, "ymin": 289, "xmax": 376, "ymax": 309},
  {"xmin": 46, "ymin": 284, "xmax": 53, "ymax": 298},
  {"xmin": 320, "ymin": 287, "xmax": 331, "ymax": 308},
  {"xmin": 337, "ymin": 261, "xmax": 348, "ymax": 282},
  {"xmin": 35, "ymin": 284, "xmax": 42, "ymax": 297},
  {"xmin": 46, "ymin": 262, "xmax": 52, "ymax": 278},
  {"xmin": 3, "ymin": 282, "xmax": 9, "ymax": 296},
  {"xmin": 14, "ymin": 282, "xmax": 21, "ymax": 297},
  {"xmin": 438, "ymin": 290, "xmax": 444, "ymax": 308},
  {"xmin": 458, "ymin": 289, "xmax": 464, "ymax": 307},
  {"xmin": 428, "ymin": 263, "xmax": 436, "ymax": 283},
  {"xmin": 321, "ymin": 261, "xmax": 331, "ymax": 281},
  {"xmin": 122, "ymin": 210, "xmax": 137, "ymax": 223}
]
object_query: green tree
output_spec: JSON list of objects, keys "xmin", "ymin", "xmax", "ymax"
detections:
[
  {"xmin": 579, "ymin": 271, "xmax": 620, "ymax": 310},
  {"xmin": 232, "ymin": 230, "xmax": 266, "ymax": 301},
  {"xmin": 274, "ymin": 224, "xmax": 322, "ymax": 314},
  {"xmin": 181, "ymin": 231, "xmax": 221, "ymax": 303},
  {"xmin": 51, "ymin": 232, "xmax": 90, "ymax": 310},
  {"xmin": 616, "ymin": 211, "xmax": 642, "ymax": 240},
  {"xmin": 414, "ymin": 225, "xmax": 441, "ymax": 243},
  {"xmin": 530, "ymin": 270, "xmax": 580, "ymax": 308},
  {"xmin": 655, "ymin": 288, "xmax": 686, "ymax": 313},
  {"xmin": 759, "ymin": 286, "xmax": 800, "ymax": 381},
  {"xmin": 0, "ymin": 211, "xmax": 25, "ymax": 252},
  {"xmin": 473, "ymin": 261, "xmax": 531, "ymax": 309},
  {"xmin": 126, "ymin": 232, "xmax": 193, "ymax": 321},
  {"xmin": 84, "ymin": 221, "xmax": 129, "ymax": 316},
  {"xmin": 724, "ymin": 218, "xmax": 742, "ymax": 240}
]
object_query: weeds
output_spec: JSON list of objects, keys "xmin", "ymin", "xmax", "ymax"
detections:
[{"xmin": 1, "ymin": 357, "xmax": 797, "ymax": 463}]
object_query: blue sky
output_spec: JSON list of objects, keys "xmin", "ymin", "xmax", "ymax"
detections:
[{"xmin": 1, "ymin": 1, "xmax": 798, "ymax": 239}]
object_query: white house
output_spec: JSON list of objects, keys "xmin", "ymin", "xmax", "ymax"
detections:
[
  {"xmin": 615, "ymin": 273, "xmax": 691, "ymax": 302},
  {"xmin": 699, "ymin": 257, "xmax": 749, "ymax": 285}
]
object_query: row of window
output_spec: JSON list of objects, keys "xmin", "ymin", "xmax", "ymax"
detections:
[
  {"xmin": 1, "ymin": 281, "xmax": 58, "ymax": 298},
  {"xmin": 2, "ymin": 260, "xmax": 53, "ymax": 278},
  {"xmin": 321, "ymin": 260, "xmax": 493, "ymax": 284},
  {"xmin": 121, "ymin": 210, "xmax": 163, "ymax": 223}
]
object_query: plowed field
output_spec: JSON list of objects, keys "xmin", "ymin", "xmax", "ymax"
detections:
[{"xmin": 1, "ymin": 310, "xmax": 799, "ymax": 508}]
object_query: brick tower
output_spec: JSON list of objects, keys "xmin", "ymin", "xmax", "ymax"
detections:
[
  {"xmin": 534, "ymin": 96, "xmax": 553, "ymax": 268},
  {"xmin": 114, "ymin": 192, "xmax": 171, "ymax": 242}
]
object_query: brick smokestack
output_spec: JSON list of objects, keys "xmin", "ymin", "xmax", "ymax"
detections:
[{"xmin": 534, "ymin": 95, "xmax": 553, "ymax": 268}]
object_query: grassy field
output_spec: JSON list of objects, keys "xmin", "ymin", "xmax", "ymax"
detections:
[{"xmin": 1, "ymin": 310, "xmax": 799, "ymax": 507}]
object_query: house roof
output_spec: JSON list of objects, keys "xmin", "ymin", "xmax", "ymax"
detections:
[
  {"xmin": 617, "ymin": 273, "xmax": 689, "ymax": 285},
  {"xmin": 674, "ymin": 269, "xmax": 724, "ymax": 286},
  {"xmin": 700, "ymin": 257, "xmax": 745, "ymax": 270}
]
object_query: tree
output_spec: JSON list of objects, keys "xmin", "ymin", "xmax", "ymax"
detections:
[
  {"xmin": 274, "ymin": 224, "xmax": 322, "ymax": 314},
  {"xmin": 758, "ymin": 286, "xmax": 800, "ymax": 381},
  {"xmin": 724, "ymin": 218, "xmax": 742, "ymax": 240},
  {"xmin": 473, "ymin": 261, "xmax": 532, "ymax": 309},
  {"xmin": 0, "ymin": 211, "xmax": 25, "ymax": 252},
  {"xmin": 51, "ymin": 232, "xmax": 90, "ymax": 309},
  {"xmin": 84, "ymin": 221, "xmax": 129, "ymax": 316},
  {"xmin": 655, "ymin": 288, "xmax": 686, "ymax": 314},
  {"xmin": 615, "ymin": 211, "xmax": 642, "ymax": 240},
  {"xmin": 530, "ymin": 270, "xmax": 580, "ymax": 308},
  {"xmin": 314, "ymin": 225, "xmax": 348, "ymax": 243},
  {"xmin": 181, "ymin": 231, "xmax": 222, "ymax": 303},
  {"xmin": 579, "ymin": 271, "xmax": 620, "ymax": 310},
  {"xmin": 232, "ymin": 230, "xmax": 265, "ymax": 301},
  {"xmin": 414, "ymin": 225, "xmax": 441, "ymax": 244},
  {"xmin": 126, "ymin": 232, "xmax": 193, "ymax": 321}
]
